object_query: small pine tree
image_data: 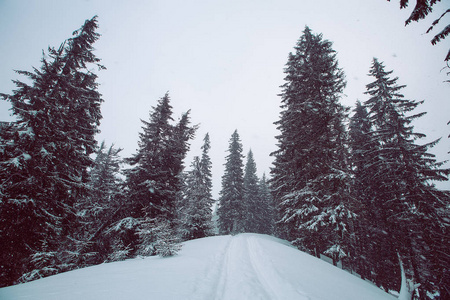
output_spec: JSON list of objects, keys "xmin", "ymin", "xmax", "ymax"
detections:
[
  {"xmin": 217, "ymin": 130, "xmax": 245, "ymax": 235},
  {"xmin": 137, "ymin": 218, "xmax": 181, "ymax": 257}
]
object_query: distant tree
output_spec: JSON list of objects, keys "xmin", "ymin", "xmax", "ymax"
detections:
[
  {"xmin": 200, "ymin": 133, "xmax": 213, "ymax": 207},
  {"xmin": 256, "ymin": 174, "xmax": 275, "ymax": 235},
  {"xmin": 217, "ymin": 130, "xmax": 245, "ymax": 235},
  {"xmin": 178, "ymin": 155, "xmax": 214, "ymax": 240},
  {"xmin": 0, "ymin": 16, "xmax": 104, "ymax": 286},
  {"xmin": 271, "ymin": 26, "xmax": 356, "ymax": 265},
  {"xmin": 178, "ymin": 133, "xmax": 214, "ymax": 240},
  {"xmin": 242, "ymin": 150, "xmax": 260, "ymax": 233},
  {"xmin": 360, "ymin": 58, "xmax": 449, "ymax": 297}
]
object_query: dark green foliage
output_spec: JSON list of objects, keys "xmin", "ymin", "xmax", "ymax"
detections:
[
  {"xmin": 121, "ymin": 93, "xmax": 195, "ymax": 257},
  {"xmin": 356, "ymin": 58, "xmax": 449, "ymax": 297},
  {"xmin": 270, "ymin": 26, "xmax": 356, "ymax": 264},
  {"xmin": 75, "ymin": 142, "xmax": 124, "ymax": 265},
  {"xmin": 218, "ymin": 130, "xmax": 245, "ymax": 235},
  {"xmin": 348, "ymin": 101, "xmax": 375, "ymax": 279},
  {"xmin": 243, "ymin": 150, "xmax": 260, "ymax": 233},
  {"xmin": 178, "ymin": 134, "xmax": 214, "ymax": 240},
  {"xmin": 124, "ymin": 93, "xmax": 196, "ymax": 222},
  {"xmin": 256, "ymin": 174, "xmax": 275, "ymax": 235},
  {"xmin": 0, "ymin": 16, "xmax": 103, "ymax": 286}
]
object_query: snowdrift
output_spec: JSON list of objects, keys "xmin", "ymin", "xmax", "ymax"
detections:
[{"xmin": 0, "ymin": 233, "xmax": 395, "ymax": 300}]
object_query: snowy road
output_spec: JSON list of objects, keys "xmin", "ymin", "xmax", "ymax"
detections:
[{"xmin": 0, "ymin": 233, "xmax": 396, "ymax": 300}]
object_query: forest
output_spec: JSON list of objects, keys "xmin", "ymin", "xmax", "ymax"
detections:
[{"xmin": 0, "ymin": 6, "xmax": 449, "ymax": 300}]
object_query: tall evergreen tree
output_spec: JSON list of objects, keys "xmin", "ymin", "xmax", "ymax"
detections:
[
  {"xmin": 0, "ymin": 16, "xmax": 104, "ymax": 286},
  {"xmin": 360, "ymin": 58, "xmax": 449, "ymax": 297},
  {"xmin": 178, "ymin": 156, "xmax": 214, "ymax": 240},
  {"xmin": 200, "ymin": 133, "xmax": 213, "ymax": 205},
  {"xmin": 270, "ymin": 26, "xmax": 356, "ymax": 264},
  {"xmin": 178, "ymin": 132, "xmax": 214, "ymax": 240},
  {"xmin": 217, "ymin": 130, "xmax": 245, "ymax": 235},
  {"xmin": 125, "ymin": 93, "xmax": 196, "ymax": 221},
  {"xmin": 122, "ymin": 93, "xmax": 196, "ymax": 256},
  {"xmin": 243, "ymin": 150, "xmax": 260, "ymax": 233}
]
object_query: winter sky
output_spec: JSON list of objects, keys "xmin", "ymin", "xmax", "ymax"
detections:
[{"xmin": 1, "ymin": 0, "xmax": 449, "ymax": 197}]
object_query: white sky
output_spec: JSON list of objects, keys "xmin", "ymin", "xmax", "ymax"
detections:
[{"xmin": 1, "ymin": 0, "xmax": 449, "ymax": 197}]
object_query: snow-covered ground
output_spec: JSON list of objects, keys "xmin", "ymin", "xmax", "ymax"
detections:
[{"xmin": 0, "ymin": 233, "xmax": 396, "ymax": 300}]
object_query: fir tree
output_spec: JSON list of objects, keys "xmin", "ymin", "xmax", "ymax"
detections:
[
  {"xmin": 125, "ymin": 93, "xmax": 195, "ymax": 220},
  {"xmin": 200, "ymin": 133, "xmax": 213, "ymax": 205},
  {"xmin": 256, "ymin": 173, "xmax": 275, "ymax": 235},
  {"xmin": 122, "ymin": 93, "xmax": 195, "ymax": 256},
  {"xmin": 76, "ymin": 142, "xmax": 124, "ymax": 265},
  {"xmin": 348, "ymin": 101, "xmax": 375, "ymax": 279},
  {"xmin": 217, "ymin": 130, "xmax": 245, "ymax": 235},
  {"xmin": 178, "ymin": 156, "xmax": 214, "ymax": 240},
  {"xmin": 270, "ymin": 26, "xmax": 356, "ymax": 265},
  {"xmin": 137, "ymin": 217, "xmax": 181, "ymax": 257},
  {"xmin": 0, "ymin": 16, "xmax": 104, "ymax": 286},
  {"xmin": 360, "ymin": 58, "xmax": 449, "ymax": 297},
  {"xmin": 178, "ymin": 133, "xmax": 214, "ymax": 240},
  {"xmin": 243, "ymin": 150, "xmax": 260, "ymax": 233}
]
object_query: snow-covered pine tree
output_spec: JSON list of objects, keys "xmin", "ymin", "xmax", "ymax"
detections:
[
  {"xmin": 270, "ymin": 26, "xmax": 356, "ymax": 265},
  {"xmin": 124, "ymin": 93, "xmax": 174, "ymax": 221},
  {"xmin": 0, "ymin": 16, "xmax": 104, "ymax": 286},
  {"xmin": 76, "ymin": 142, "xmax": 124, "ymax": 265},
  {"xmin": 243, "ymin": 150, "xmax": 260, "ymax": 233},
  {"xmin": 256, "ymin": 174, "xmax": 275, "ymax": 235},
  {"xmin": 178, "ymin": 156, "xmax": 214, "ymax": 240},
  {"xmin": 217, "ymin": 130, "xmax": 245, "ymax": 235},
  {"xmin": 361, "ymin": 58, "xmax": 449, "ymax": 297},
  {"xmin": 178, "ymin": 133, "xmax": 214, "ymax": 240},
  {"xmin": 348, "ymin": 101, "xmax": 375, "ymax": 279},
  {"xmin": 200, "ymin": 133, "xmax": 213, "ymax": 207},
  {"xmin": 122, "ymin": 93, "xmax": 195, "ymax": 256}
]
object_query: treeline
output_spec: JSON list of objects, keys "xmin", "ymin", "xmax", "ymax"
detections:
[{"xmin": 270, "ymin": 26, "xmax": 449, "ymax": 299}]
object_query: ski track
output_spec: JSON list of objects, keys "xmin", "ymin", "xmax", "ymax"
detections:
[
  {"xmin": 195, "ymin": 234, "xmax": 311, "ymax": 300},
  {"xmin": 246, "ymin": 236, "xmax": 311, "ymax": 300}
]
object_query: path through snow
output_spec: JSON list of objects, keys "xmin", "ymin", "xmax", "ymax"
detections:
[{"xmin": 0, "ymin": 233, "xmax": 396, "ymax": 300}]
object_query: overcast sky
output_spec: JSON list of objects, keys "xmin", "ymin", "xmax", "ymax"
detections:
[{"xmin": 1, "ymin": 0, "xmax": 449, "ymax": 197}]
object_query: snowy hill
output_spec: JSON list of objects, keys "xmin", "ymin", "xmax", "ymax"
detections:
[{"xmin": 0, "ymin": 234, "xmax": 395, "ymax": 300}]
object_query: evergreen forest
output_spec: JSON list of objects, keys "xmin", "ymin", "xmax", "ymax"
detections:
[{"xmin": 0, "ymin": 15, "xmax": 449, "ymax": 300}]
